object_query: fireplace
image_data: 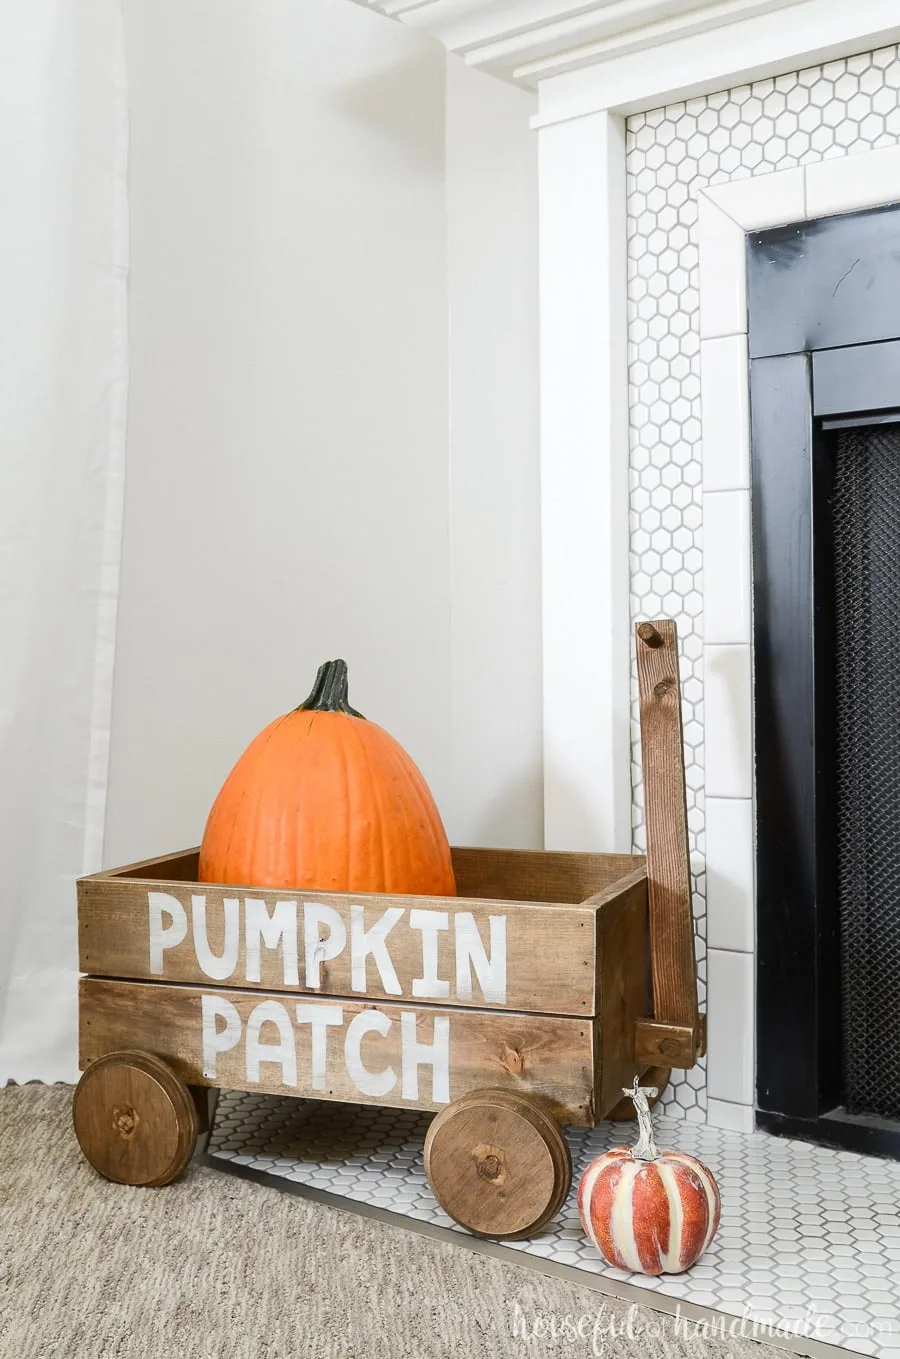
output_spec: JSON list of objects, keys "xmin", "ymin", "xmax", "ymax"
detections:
[{"xmin": 750, "ymin": 201, "xmax": 900, "ymax": 1155}]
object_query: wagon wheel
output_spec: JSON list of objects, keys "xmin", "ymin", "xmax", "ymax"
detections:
[
  {"xmin": 73, "ymin": 1050, "xmax": 198, "ymax": 1187},
  {"xmin": 605, "ymin": 1067, "xmax": 670, "ymax": 1120},
  {"xmin": 424, "ymin": 1089, "xmax": 572, "ymax": 1240}
]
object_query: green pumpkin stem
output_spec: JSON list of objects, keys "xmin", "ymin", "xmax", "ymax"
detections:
[{"xmin": 297, "ymin": 659, "xmax": 364, "ymax": 718}]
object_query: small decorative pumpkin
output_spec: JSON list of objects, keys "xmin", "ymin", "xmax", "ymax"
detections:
[
  {"xmin": 578, "ymin": 1079, "xmax": 720, "ymax": 1275},
  {"xmin": 199, "ymin": 659, "xmax": 456, "ymax": 897}
]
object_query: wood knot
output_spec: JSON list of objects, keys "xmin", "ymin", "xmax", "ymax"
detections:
[
  {"xmin": 112, "ymin": 1105, "xmax": 138, "ymax": 1140},
  {"xmin": 659, "ymin": 1037, "xmax": 682, "ymax": 1059},
  {"xmin": 500, "ymin": 1045, "xmax": 524, "ymax": 1076},
  {"xmin": 653, "ymin": 676, "xmax": 675, "ymax": 699},
  {"xmin": 473, "ymin": 1143, "xmax": 507, "ymax": 1185},
  {"xmin": 637, "ymin": 622, "xmax": 663, "ymax": 648}
]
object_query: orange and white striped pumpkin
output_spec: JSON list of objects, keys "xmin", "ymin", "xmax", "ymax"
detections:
[{"xmin": 578, "ymin": 1081, "xmax": 720, "ymax": 1275}]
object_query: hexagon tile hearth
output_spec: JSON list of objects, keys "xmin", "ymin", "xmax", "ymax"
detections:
[
  {"xmin": 626, "ymin": 42, "xmax": 900, "ymax": 1122},
  {"xmin": 210, "ymin": 1091, "xmax": 900, "ymax": 1357}
]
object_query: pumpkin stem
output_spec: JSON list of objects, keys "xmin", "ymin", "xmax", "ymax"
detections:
[
  {"xmin": 297, "ymin": 659, "xmax": 365, "ymax": 718},
  {"xmin": 622, "ymin": 1076, "xmax": 660, "ymax": 1162}
]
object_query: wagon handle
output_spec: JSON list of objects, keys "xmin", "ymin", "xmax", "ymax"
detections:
[{"xmin": 633, "ymin": 619, "xmax": 704, "ymax": 1069}]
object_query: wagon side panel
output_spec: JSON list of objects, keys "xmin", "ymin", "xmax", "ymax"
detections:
[
  {"xmin": 78, "ymin": 978, "xmax": 599, "ymax": 1125},
  {"xmin": 77, "ymin": 876, "xmax": 598, "ymax": 1016},
  {"xmin": 595, "ymin": 868, "xmax": 651, "ymax": 1119}
]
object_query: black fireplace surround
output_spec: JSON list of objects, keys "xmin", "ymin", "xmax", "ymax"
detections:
[{"xmin": 750, "ymin": 201, "xmax": 900, "ymax": 1157}]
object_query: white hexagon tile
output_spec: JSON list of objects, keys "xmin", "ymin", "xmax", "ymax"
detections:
[
  {"xmin": 209, "ymin": 1091, "xmax": 900, "ymax": 1357},
  {"xmin": 626, "ymin": 42, "xmax": 900, "ymax": 1122}
]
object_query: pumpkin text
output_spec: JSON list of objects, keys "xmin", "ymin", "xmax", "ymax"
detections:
[
  {"xmin": 148, "ymin": 891, "xmax": 507, "ymax": 1004},
  {"xmin": 200, "ymin": 993, "xmax": 451, "ymax": 1103}
]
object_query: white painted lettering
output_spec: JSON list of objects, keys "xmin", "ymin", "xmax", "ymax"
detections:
[
  {"xmin": 245, "ymin": 898, "xmax": 299, "ymax": 986},
  {"xmin": 409, "ymin": 909, "xmax": 450, "ymax": 999},
  {"xmin": 148, "ymin": 892, "xmax": 187, "ymax": 974},
  {"xmin": 344, "ymin": 1010, "xmax": 396, "ymax": 1097},
  {"xmin": 245, "ymin": 999, "xmax": 297, "ymax": 1087},
  {"xmin": 303, "ymin": 903, "xmax": 347, "ymax": 988},
  {"xmin": 295, "ymin": 1003, "xmax": 343, "ymax": 1091},
  {"xmin": 201, "ymin": 993, "xmax": 242, "ymax": 1079},
  {"xmin": 400, "ymin": 1012, "xmax": 450, "ymax": 1103},
  {"xmin": 454, "ymin": 913, "xmax": 507, "ymax": 1004},
  {"xmin": 191, "ymin": 895, "xmax": 240, "ymax": 981},
  {"xmin": 350, "ymin": 905, "xmax": 404, "ymax": 994}
]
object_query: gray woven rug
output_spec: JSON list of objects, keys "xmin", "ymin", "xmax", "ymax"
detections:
[{"xmin": 0, "ymin": 1084, "xmax": 785, "ymax": 1359}]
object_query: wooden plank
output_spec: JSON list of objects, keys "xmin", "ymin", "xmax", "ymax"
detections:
[
  {"xmin": 634, "ymin": 1019, "xmax": 696, "ymax": 1069},
  {"xmin": 594, "ymin": 868, "xmax": 650, "ymax": 1117},
  {"xmin": 79, "ymin": 979, "xmax": 598, "ymax": 1126},
  {"xmin": 83, "ymin": 846, "xmax": 644, "ymax": 901},
  {"xmin": 450, "ymin": 847, "xmax": 644, "ymax": 904},
  {"xmin": 119, "ymin": 850, "xmax": 202, "ymax": 882},
  {"xmin": 78, "ymin": 878, "xmax": 600, "ymax": 1016},
  {"xmin": 635, "ymin": 620, "xmax": 699, "ymax": 1033},
  {"xmin": 88, "ymin": 848, "xmax": 202, "ymax": 882}
]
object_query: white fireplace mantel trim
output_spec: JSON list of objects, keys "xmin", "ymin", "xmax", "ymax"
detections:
[
  {"xmin": 535, "ymin": 10, "xmax": 900, "ymax": 869},
  {"xmin": 539, "ymin": 112, "xmax": 632, "ymax": 855},
  {"xmin": 534, "ymin": 0, "xmax": 900, "ymax": 124},
  {"xmin": 537, "ymin": 91, "xmax": 900, "ymax": 1001},
  {"xmin": 351, "ymin": 0, "xmax": 808, "ymax": 87},
  {"xmin": 353, "ymin": 0, "xmax": 900, "ymax": 121},
  {"xmin": 698, "ymin": 142, "xmax": 900, "ymax": 1134}
]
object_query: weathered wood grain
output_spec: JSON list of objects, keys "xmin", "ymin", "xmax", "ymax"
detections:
[
  {"xmin": 594, "ymin": 868, "xmax": 651, "ymax": 1117},
  {"xmin": 78, "ymin": 878, "xmax": 602, "ymax": 1016},
  {"xmin": 450, "ymin": 847, "xmax": 645, "ymax": 903},
  {"xmin": 79, "ymin": 979, "xmax": 599, "ymax": 1125},
  {"xmin": 634, "ymin": 1019, "xmax": 697, "ymax": 1069},
  {"xmin": 423, "ymin": 1089, "xmax": 572, "ymax": 1238},
  {"xmin": 90, "ymin": 845, "xmax": 644, "ymax": 898},
  {"xmin": 635, "ymin": 619, "xmax": 699, "ymax": 1033},
  {"xmin": 92, "ymin": 848, "xmax": 203, "ymax": 882},
  {"xmin": 72, "ymin": 1049, "xmax": 198, "ymax": 1187}
]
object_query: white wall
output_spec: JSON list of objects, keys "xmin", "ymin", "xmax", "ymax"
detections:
[
  {"xmin": 445, "ymin": 58, "xmax": 542, "ymax": 848},
  {"xmin": 106, "ymin": 1, "xmax": 540, "ymax": 865}
]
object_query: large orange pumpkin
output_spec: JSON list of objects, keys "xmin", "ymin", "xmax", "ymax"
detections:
[{"xmin": 199, "ymin": 659, "xmax": 456, "ymax": 896}]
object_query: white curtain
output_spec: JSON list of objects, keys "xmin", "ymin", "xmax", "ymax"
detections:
[{"xmin": 0, "ymin": 2, "xmax": 128, "ymax": 1081}]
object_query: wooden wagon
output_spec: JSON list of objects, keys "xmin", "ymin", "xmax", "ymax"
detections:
[{"xmin": 73, "ymin": 621, "xmax": 704, "ymax": 1240}]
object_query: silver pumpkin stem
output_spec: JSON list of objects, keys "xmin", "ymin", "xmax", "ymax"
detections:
[{"xmin": 622, "ymin": 1076, "xmax": 660, "ymax": 1162}]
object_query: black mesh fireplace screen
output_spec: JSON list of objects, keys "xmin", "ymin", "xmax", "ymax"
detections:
[{"xmin": 834, "ymin": 426, "xmax": 900, "ymax": 1119}]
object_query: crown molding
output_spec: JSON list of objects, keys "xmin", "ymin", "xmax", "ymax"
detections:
[
  {"xmin": 353, "ymin": 0, "xmax": 900, "ymax": 130},
  {"xmin": 534, "ymin": 0, "xmax": 900, "ymax": 124},
  {"xmin": 349, "ymin": 0, "xmax": 815, "ymax": 87}
]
